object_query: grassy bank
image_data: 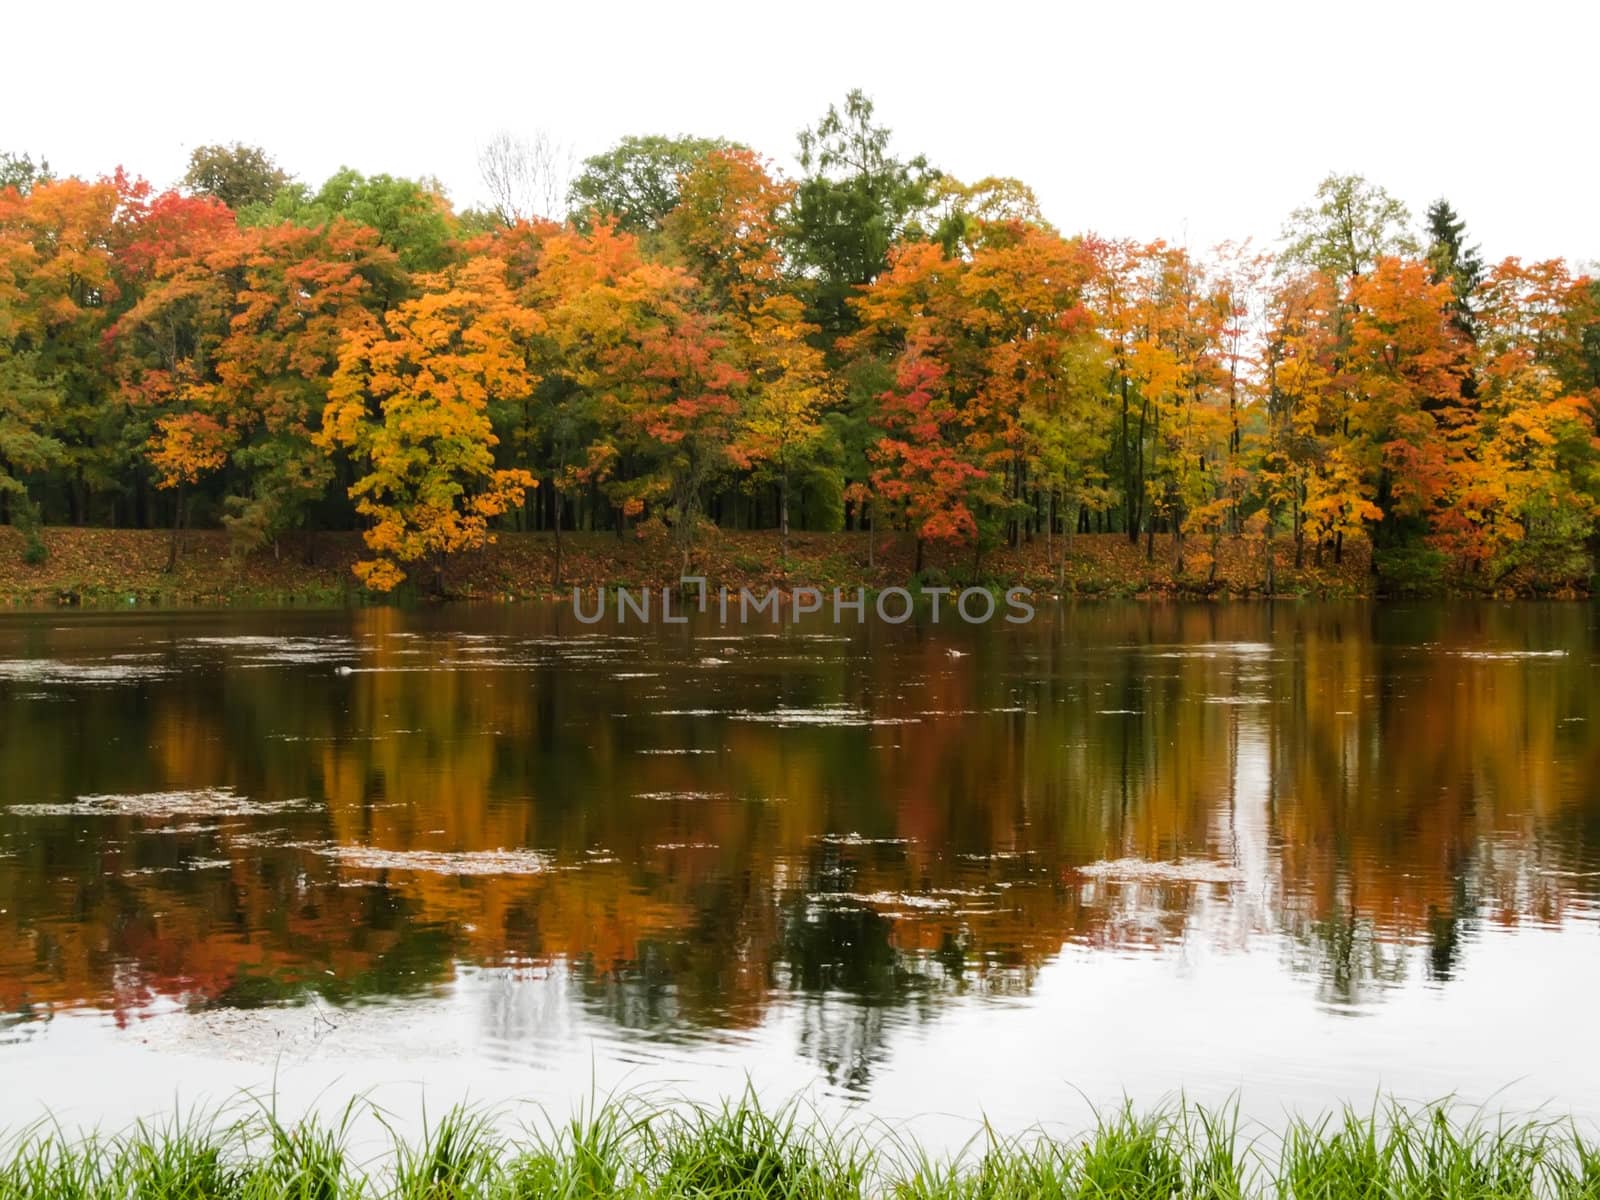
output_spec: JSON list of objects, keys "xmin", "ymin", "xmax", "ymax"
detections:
[
  {"xmin": 3, "ymin": 1093, "xmax": 1598, "ymax": 1199},
  {"xmin": 0, "ymin": 527, "xmax": 1403, "ymax": 608}
]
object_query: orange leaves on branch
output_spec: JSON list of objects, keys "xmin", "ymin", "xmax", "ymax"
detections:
[
  {"xmin": 322, "ymin": 255, "xmax": 539, "ymax": 591},
  {"xmin": 150, "ymin": 410, "xmax": 231, "ymax": 488},
  {"xmin": 665, "ymin": 148, "xmax": 793, "ymax": 312}
]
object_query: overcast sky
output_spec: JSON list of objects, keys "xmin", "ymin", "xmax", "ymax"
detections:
[{"xmin": 8, "ymin": 0, "xmax": 1596, "ymax": 265}]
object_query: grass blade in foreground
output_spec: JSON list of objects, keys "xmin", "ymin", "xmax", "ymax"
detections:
[{"xmin": 2, "ymin": 1092, "xmax": 1599, "ymax": 1198}]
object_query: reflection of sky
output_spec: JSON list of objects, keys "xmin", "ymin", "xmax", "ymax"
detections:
[{"xmin": 6, "ymin": 920, "xmax": 1599, "ymax": 1147}]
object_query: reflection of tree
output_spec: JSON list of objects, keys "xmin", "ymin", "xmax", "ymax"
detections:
[
  {"xmin": 575, "ymin": 942, "xmax": 685, "ymax": 1036},
  {"xmin": 1280, "ymin": 909, "xmax": 1409, "ymax": 1009},
  {"xmin": 1427, "ymin": 889, "xmax": 1473, "ymax": 983},
  {"xmin": 1, "ymin": 603, "xmax": 1598, "ymax": 1057},
  {"xmin": 795, "ymin": 994, "xmax": 891, "ymax": 1094}
]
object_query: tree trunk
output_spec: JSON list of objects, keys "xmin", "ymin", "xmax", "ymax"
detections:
[
  {"xmin": 164, "ymin": 485, "xmax": 185, "ymax": 574},
  {"xmin": 1293, "ymin": 492, "xmax": 1305, "ymax": 569},
  {"xmin": 552, "ymin": 486, "xmax": 564, "ymax": 588},
  {"xmin": 1044, "ymin": 491, "xmax": 1053, "ymax": 565},
  {"xmin": 779, "ymin": 474, "xmax": 790, "ymax": 566}
]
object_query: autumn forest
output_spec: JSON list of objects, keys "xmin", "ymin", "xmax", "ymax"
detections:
[{"xmin": 3, "ymin": 91, "xmax": 1598, "ymax": 596}]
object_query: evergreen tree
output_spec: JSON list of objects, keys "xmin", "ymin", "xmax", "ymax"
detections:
[
  {"xmin": 1425, "ymin": 198, "xmax": 1485, "ymax": 338},
  {"xmin": 790, "ymin": 90, "xmax": 939, "ymax": 350}
]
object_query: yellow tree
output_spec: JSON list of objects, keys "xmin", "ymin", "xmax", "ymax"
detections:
[
  {"xmin": 322, "ymin": 255, "xmax": 537, "ymax": 593},
  {"xmin": 1259, "ymin": 271, "xmax": 1363, "ymax": 572},
  {"xmin": 0, "ymin": 176, "xmax": 124, "ymax": 525},
  {"xmin": 1453, "ymin": 258, "xmax": 1600, "ymax": 582},
  {"xmin": 1126, "ymin": 243, "xmax": 1231, "ymax": 572},
  {"xmin": 732, "ymin": 294, "xmax": 833, "ymax": 562}
]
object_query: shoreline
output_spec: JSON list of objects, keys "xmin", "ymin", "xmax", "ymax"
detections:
[{"xmin": 0, "ymin": 528, "xmax": 1586, "ymax": 609}]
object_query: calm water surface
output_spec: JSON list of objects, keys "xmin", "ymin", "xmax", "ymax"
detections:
[{"xmin": 1, "ymin": 602, "xmax": 1597, "ymax": 1136}]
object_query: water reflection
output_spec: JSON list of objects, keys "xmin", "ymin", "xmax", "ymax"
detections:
[{"xmin": 0, "ymin": 602, "xmax": 1596, "ymax": 1092}]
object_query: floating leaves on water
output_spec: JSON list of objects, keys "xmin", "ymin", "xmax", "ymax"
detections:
[
  {"xmin": 806, "ymin": 890, "xmax": 954, "ymax": 912},
  {"xmin": 124, "ymin": 857, "xmax": 236, "ymax": 875},
  {"xmin": 1075, "ymin": 857, "xmax": 1246, "ymax": 884},
  {"xmin": 316, "ymin": 846, "xmax": 551, "ymax": 875},
  {"xmin": 731, "ymin": 705, "xmax": 919, "ymax": 727},
  {"xmin": 187, "ymin": 635, "xmax": 357, "ymax": 665},
  {"xmin": 1453, "ymin": 649, "xmax": 1568, "ymax": 660},
  {"xmin": 1149, "ymin": 641, "xmax": 1276, "ymax": 659},
  {"xmin": 6, "ymin": 788, "xmax": 309, "ymax": 819},
  {"xmin": 0, "ymin": 658, "xmax": 170, "ymax": 685},
  {"xmin": 917, "ymin": 706, "xmax": 1027, "ymax": 716}
]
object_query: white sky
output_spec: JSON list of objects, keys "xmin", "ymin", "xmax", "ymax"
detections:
[{"xmin": 8, "ymin": 0, "xmax": 1597, "ymax": 266}]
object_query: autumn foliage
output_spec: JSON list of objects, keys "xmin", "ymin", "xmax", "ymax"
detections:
[{"xmin": 2, "ymin": 107, "xmax": 1598, "ymax": 593}]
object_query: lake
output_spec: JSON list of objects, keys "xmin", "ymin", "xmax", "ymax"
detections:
[{"xmin": 1, "ymin": 601, "xmax": 1597, "ymax": 1141}]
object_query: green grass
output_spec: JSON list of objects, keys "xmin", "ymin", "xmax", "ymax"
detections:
[{"xmin": 2, "ymin": 1093, "xmax": 1598, "ymax": 1199}]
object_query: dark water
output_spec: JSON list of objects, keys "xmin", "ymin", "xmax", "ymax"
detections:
[{"xmin": 1, "ymin": 602, "xmax": 1598, "ymax": 1132}]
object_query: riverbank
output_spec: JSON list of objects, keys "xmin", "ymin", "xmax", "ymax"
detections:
[
  {"xmin": 0, "ymin": 526, "xmax": 1410, "ymax": 608},
  {"xmin": 2, "ymin": 1091, "xmax": 1595, "ymax": 1198}
]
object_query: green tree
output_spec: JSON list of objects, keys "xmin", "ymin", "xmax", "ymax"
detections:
[
  {"xmin": 181, "ymin": 143, "xmax": 289, "ymax": 210},
  {"xmin": 0, "ymin": 151, "xmax": 51, "ymax": 196},
  {"xmin": 0, "ymin": 339, "xmax": 63, "ymax": 531},
  {"xmin": 567, "ymin": 135, "xmax": 734, "ymax": 235},
  {"xmin": 244, "ymin": 168, "xmax": 456, "ymax": 273},
  {"xmin": 1281, "ymin": 173, "xmax": 1417, "ymax": 288}
]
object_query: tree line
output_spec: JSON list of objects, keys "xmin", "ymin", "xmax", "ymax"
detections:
[{"xmin": 2, "ymin": 91, "xmax": 1597, "ymax": 593}]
